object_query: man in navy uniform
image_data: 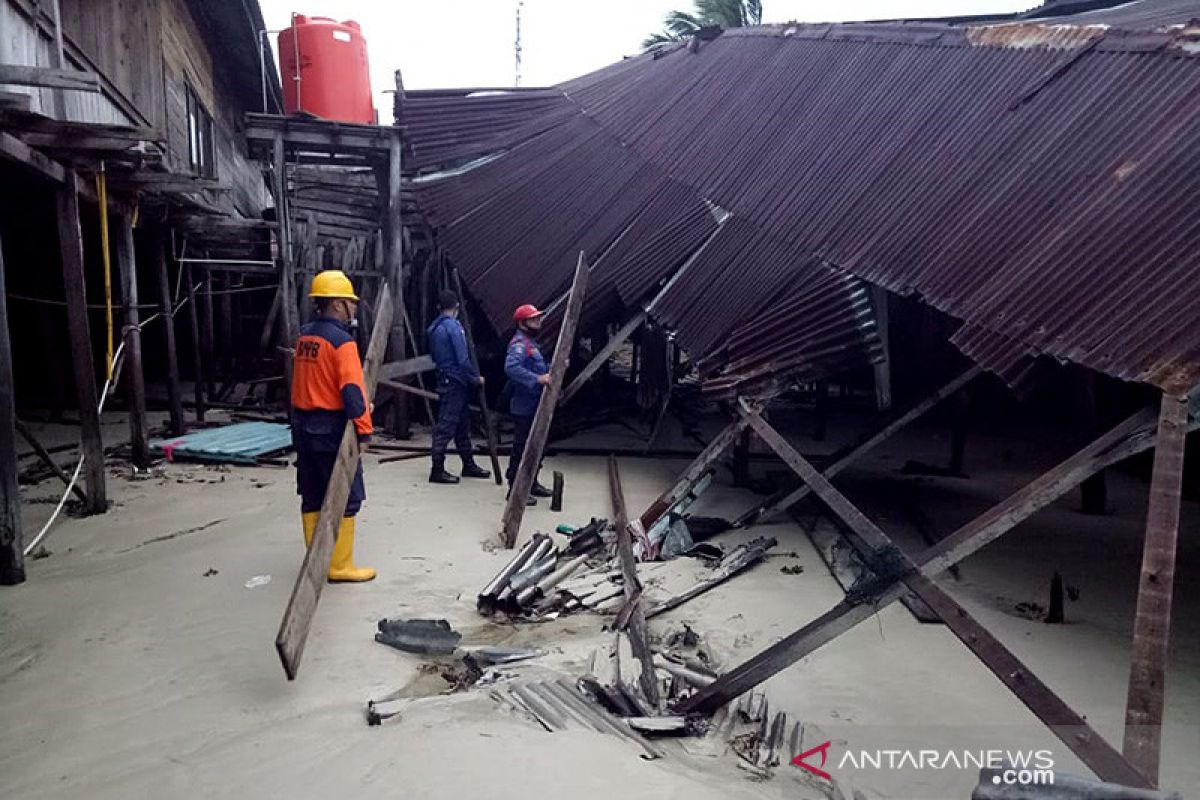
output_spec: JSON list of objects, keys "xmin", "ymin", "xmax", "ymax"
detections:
[
  {"xmin": 427, "ymin": 290, "xmax": 491, "ymax": 484},
  {"xmin": 504, "ymin": 303, "xmax": 554, "ymax": 505}
]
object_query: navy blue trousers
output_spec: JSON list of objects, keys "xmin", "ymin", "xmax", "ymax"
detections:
[
  {"xmin": 293, "ymin": 409, "xmax": 365, "ymax": 516},
  {"xmin": 506, "ymin": 413, "xmax": 536, "ymax": 484},
  {"xmin": 431, "ymin": 380, "xmax": 474, "ymax": 463}
]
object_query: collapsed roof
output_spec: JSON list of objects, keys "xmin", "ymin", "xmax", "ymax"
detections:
[{"xmin": 402, "ymin": 10, "xmax": 1200, "ymax": 395}]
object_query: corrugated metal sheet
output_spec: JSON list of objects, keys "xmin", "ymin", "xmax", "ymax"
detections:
[
  {"xmin": 150, "ymin": 422, "xmax": 293, "ymax": 464},
  {"xmin": 1025, "ymin": 0, "xmax": 1200, "ymax": 29},
  {"xmin": 407, "ymin": 19, "xmax": 1200, "ymax": 393}
]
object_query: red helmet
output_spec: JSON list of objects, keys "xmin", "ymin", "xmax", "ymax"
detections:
[{"xmin": 513, "ymin": 304, "xmax": 543, "ymax": 323}]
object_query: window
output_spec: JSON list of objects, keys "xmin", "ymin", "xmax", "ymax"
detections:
[{"xmin": 185, "ymin": 85, "xmax": 216, "ymax": 178}]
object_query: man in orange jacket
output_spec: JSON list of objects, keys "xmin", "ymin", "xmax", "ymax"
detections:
[{"xmin": 291, "ymin": 270, "xmax": 375, "ymax": 582}]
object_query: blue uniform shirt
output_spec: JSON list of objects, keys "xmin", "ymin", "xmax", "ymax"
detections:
[
  {"xmin": 427, "ymin": 313, "xmax": 479, "ymax": 388},
  {"xmin": 504, "ymin": 330, "xmax": 547, "ymax": 417}
]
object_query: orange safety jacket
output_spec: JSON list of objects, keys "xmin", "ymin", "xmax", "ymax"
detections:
[{"xmin": 291, "ymin": 317, "xmax": 372, "ymax": 440}]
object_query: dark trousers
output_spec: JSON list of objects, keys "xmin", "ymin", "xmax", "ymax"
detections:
[
  {"xmin": 293, "ymin": 408, "xmax": 365, "ymax": 516},
  {"xmin": 506, "ymin": 413, "xmax": 538, "ymax": 484},
  {"xmin": 431, "ymin": 381, "xmax": 474, "ymax": 465}
]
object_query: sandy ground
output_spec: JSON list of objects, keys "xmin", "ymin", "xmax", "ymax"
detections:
[{"xmin": 1, "ymin": 409, "xmax": 1197, "ymax": 799}]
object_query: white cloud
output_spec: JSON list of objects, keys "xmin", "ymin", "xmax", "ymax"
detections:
[{"xmin": 257, "ymin": 0, "xmax": 1033, "ymax": 112}]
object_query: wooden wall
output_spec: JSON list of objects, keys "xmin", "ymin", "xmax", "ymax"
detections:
[{"xmin": 59, "ymin": 0, "xmax": 165, "ymax": 128}]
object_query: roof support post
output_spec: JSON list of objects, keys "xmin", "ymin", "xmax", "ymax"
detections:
[
  {"xmin": 56, "ymin": 175, "xmax": 106, "ymax": 514},
  {"xmin": 153, "ymin": 231, "xmax": 186, "ymax": 435},
  {"xmin": 381, "ymin": 123, "xmax": 409, "ymax": 436},
  {"xmin": 115, "ymin": 214, "xmax": 149, "ymax": 467},
  {"xmin": 1122, "ymin": 391, "xmax": 1189, "ymax": 786},
  {"xmin": 0, "ymin": 232, "xmax": 26, "ymax": 584}
]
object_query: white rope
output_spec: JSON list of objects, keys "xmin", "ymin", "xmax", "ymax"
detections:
[{"xmin": 21, "ymin": 288, "xmax": 195, "ymax": 557}]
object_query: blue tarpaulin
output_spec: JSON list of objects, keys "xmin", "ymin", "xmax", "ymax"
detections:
[{"xmin": 150, "ymin": 421, "xmax": 293, "ymax": 465}]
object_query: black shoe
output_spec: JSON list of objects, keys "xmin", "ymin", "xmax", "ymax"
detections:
[
  {"xmin": 530, "ymin": 481, "xmax": 554, "ymax": 498},
  {"xmin": 506, "ymin": 485, "xmax": 537, "ymax": 506},
  {"xmin": 461, "ymin": 462, "xmax": 491, "ymax": 479},
  {"xmin": 429, "ymin": 468, "xmax": 460, "ymax": 484}
]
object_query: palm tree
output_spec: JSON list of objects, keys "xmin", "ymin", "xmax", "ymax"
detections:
[{"xmin": 643, "ymin": 0, "xmax": 763, "ymax": 49}]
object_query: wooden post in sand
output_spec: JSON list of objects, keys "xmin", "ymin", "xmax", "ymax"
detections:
[{"xmin": 0, "ymin": 234, "xmax": 25, "ymax": 584}]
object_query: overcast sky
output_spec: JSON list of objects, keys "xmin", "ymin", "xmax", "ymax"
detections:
[{"xmin": 257, "ymin": 1, "xmax": 1032, "ymax": 107}]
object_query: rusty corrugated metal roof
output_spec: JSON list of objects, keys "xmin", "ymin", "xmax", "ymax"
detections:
[{"xmin": 406, "ymin": 19, "xmax": 1200, "ymax": 393}]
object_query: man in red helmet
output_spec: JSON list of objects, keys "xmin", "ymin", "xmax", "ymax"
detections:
[{"xmin": 504, "ymin": 303, "xmax": 553, "ymax": 505}]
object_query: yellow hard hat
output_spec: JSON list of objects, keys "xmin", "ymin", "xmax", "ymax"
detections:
[{"xmin": 309, "ymin": 270, "xmax": 359, "ymax": 300}]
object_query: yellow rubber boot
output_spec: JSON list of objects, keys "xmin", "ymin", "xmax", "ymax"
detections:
[
  {"xmin": 327, "ymin": 516, "xmax": 376, "ymax": 583},
  {"xmin": 301, "ymin": 512, "xmax": 319, "ymax": 548}
]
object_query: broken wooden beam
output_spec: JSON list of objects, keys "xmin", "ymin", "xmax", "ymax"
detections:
[
  {"xmin": 637, "ymin": 416, "xmax": 752, "ymax": 531},
  {"xmin": 682, "ymin": 402, "xmax": 1159, "ymax": 789},
  {"xmin": 735, "ymin": 366, "xmax": 982, "ymax": 527},
  {"xmin": 608, "ymin": 454, "xmax": 661, "ymax": 708},
  {"xmin": 498, "ymin": 252, "xmax": 589, "ymax": 548},
  {"xmin": 377, "ymin": 354, "xmax": 435, "ymax": 382},
  {"xmin": 274, "ymin": 284, "xmax": 393, "ymax": 680},
  {"xmin": 1122, "ymin": 392, "xmax": 1189, "ymax": 785}
]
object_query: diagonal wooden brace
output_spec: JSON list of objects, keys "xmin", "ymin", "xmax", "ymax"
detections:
[
  {"xmin": 680, "ymin": 401, "xmax": 1169, "ymax": 788},
  {"xmin": 735, "ymin": 367, "xmax": 982, "ymax": 527}
]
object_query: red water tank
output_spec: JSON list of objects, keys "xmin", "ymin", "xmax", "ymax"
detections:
[{"xmin": 278, "ymin": 15, "xmax": 375, "ymax": 124}]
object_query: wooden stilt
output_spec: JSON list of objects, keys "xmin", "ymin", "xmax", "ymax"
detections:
[
  {"xmin": 0, "ymin": 235, "xmax": 26, "ymax": 584},
  {"xmin": 871, "ymin": 284, "xmax": 892, "ymax": 411},
  {"xmin": 737, "ymin": 367, "xmax": 982, "ymax": 527},
  {"xmin": 56, "ymin": 177, "xmax": 105, "ymax": 513},
  {"xmin": 116, "ymin": 216, "xmax": 148, "ymax": 467},
  {"xmin": 201, "ymin": 271, "xmax": 216, "ymax": 396},
  {"xmin": 499, "ymin": 253, "xmax": 589, "ymax": 548},
  {"xmin": 184, "ymin": 265, "xmax": 206, "ymax": 422},
  {"xmin": 732, "ymin": 428, "xmax": 751, "ymax": 488},
  {"xmin": 684, "ymin": 403, "xmax": 1153, "ymax": 788},
  {"xmin": 154, "ymin": 232, "xmax": 185, "ymax": 434},
  {"xmin": 949, "ymin": 387, "xmax": 969, "ymax": 475},
  {"xmin": 275, "ymin": 284, "xmax": 393, "ymax": 680},
  {"xmin": 1122, "ymin": 392, "xmax": 1189, "ymax": 785}
]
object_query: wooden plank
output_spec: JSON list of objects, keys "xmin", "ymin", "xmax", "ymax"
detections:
[
  {"xmin": 559, "ymin": 309, "xmax": 648, "ymax": 405},
  {"xmin": 0, "ymin": 64, "xmax": 100, "ymax": 92},
  {"xmin": 499, "ymin": 252, "xmax": 589, "ymax": 548},
  {"xmin": 0, "ymin": 234, "xmax": 26, "ymax": 584},
  {"xmin": 382, "ymin": 125, "xmax": 408, "ymax": 436},
  {"xmin": 56, "ymin": 177, "xmax": 105, "ymax": 513},
  {"xmin": 116, "ymin": 216, "xmax": 148, "ymax": 467},
  {"xmin": 378, "ymin": 354, "xmax": 435, "ymax": 382},
  {"xmin": 1123, "ymin": 392, "xmax": 1189, "ymax": 785},
  {"xmin": 609, "ymin": 455, "xmax": 661, "ymax": 707},
  {"xmin": 275, "ymin": 284, "xmax": 393, "ymax": 680},
  {"xmin": 637, "ymin": 416, "xmax": 751, "ymax": 531},
  {"xmin": 684, "ymin": 404, "xmax": 1158, "ymax": 789},
  {"xmin": 737, "ymin": 366, "xmax": 983, "ymax": 526},
  {"xmin": 451, "ymin": 267, "xmax": 502, "ymax": 484}
]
